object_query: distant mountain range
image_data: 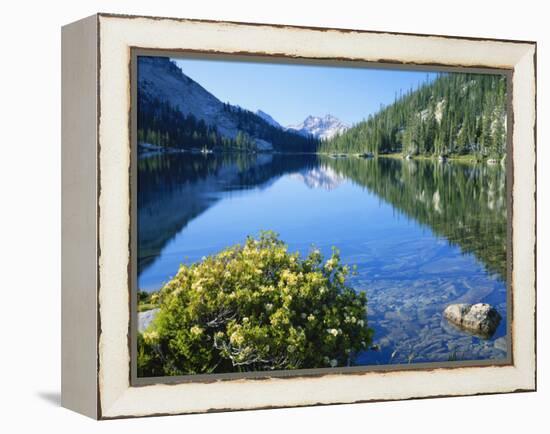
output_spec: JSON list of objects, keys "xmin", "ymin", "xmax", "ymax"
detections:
[
  {"xmin": 287, "ymin": 115, "xmax": 349, "ymax": 140},
  {"xmin": 256, "ymin": 111, "xmax": 349, "ymax": 140},
  {"xmin": 138, "ymin": 57, "xmax": 318, "ymax": 153}
]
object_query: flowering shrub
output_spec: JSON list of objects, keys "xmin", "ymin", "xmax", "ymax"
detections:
[{"xmin": 138, "ymin": 231, "xmax": 372, "ymax": 376}]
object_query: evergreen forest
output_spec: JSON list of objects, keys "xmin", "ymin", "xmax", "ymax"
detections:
[{"xmin": 320, "ymin": 73, "xmax": 507, "ymax": 158}]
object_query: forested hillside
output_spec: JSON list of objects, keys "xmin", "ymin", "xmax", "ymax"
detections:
[
  {"xmin": 137, "ymin": 56, "xmax": 318, "ymax": 153},
  {"xmin": 137, "ymin": 92, "xmax": 258, "ymax": 152},
  {"xmin": 320, "ymin": 73, "xmax": 507, "ymax": 158}
]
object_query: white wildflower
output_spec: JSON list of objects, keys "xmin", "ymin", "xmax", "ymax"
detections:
[
  {"xmin": 324, "ymin": 258, "xmax": 337, "ymax": 271},
  {"xmin": 230, "ymin": 331, "xmax": 244, "ymax": 345},
  {"xmin": 328, "ymin": 328, "xmax": 339, "ymax": 336}
]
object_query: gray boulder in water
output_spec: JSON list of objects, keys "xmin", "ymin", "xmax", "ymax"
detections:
[{"xmin": 443, "ymin": 303, "xmax": 501, "ymax": 338}]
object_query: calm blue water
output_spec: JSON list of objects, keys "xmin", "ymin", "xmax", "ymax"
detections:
[{"xmin": 138, "ymin": 153, "xmax": 507, "ymax": 364}]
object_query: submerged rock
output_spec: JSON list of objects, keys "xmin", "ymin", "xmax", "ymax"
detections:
[{"xmin": 443, "ymin": 303, "xmax": 501, "ymax": 338}]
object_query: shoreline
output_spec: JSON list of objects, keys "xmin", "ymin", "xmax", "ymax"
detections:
[
  {"xmin": 138, "ymin": 143, "xmax": 504, "ymax": 164},
  {"xmin": 317, "ymin": 151, "xmax": 504, "ymax": 164}
]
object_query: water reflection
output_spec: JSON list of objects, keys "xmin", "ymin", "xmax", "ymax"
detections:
[
  {"xmin": 320, "ymin": 156, "xmax": 507, "ymax": 280},
  {"xmin": 137, "ymin": 152, "xmax": 507, "ymax": 364},
  {"xmin": 138, "ymin": 153, "xmax": 318, "ymax": 272}
]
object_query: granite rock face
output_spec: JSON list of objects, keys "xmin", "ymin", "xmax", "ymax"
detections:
[{"xmin": 443, "ymin": 303, "xmax": 502, "ymax": 338}]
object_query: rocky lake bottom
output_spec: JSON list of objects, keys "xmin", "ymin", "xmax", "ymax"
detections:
[{"xmin": 346, "ymin": 235, "xmax": 507, "ymax": 365}]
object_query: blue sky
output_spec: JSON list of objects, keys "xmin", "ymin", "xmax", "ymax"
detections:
[{"xmin": 173, "ymin": 57, "xmax": 437, "ymax": 127}]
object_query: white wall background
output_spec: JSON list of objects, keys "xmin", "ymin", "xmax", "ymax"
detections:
[{"xmin": 0, "ymin": 0, "xmax": 546, "ymax": 432}]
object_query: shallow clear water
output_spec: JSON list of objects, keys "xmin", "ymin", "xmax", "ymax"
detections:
[{"xmin": 138, "ymin": 152, "xmax": 507, "ymax": 365}]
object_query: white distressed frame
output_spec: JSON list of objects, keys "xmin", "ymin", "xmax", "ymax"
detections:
[{"xmin": 63, "ymin": 13, "xmax": 536, "ymax": 419}]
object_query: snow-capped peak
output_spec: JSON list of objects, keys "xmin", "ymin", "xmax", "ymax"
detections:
[{"xmin": 286, "ymin": 114, "xmax": 349, "ymax": 140}]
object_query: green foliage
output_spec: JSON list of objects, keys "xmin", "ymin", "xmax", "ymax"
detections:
[
  {"xmin": 137, "ymin": 290, "xmax": 158, "ymax": 312},
  {"xmin": 138, "ymin": 232, "xmax": 372, "ymax": 377},
  {"xmin": 138, "ymin": 290, "xmax": 152, "ymax": 304},
  {"xmin": 137, "ymin": 333, "xmax": 165, "ymax": 377},
  {"xmin": 320, "ymin": 73, "xmax": 507, "ymax": 158}
]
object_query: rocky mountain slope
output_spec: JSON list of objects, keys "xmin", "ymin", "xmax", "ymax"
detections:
[{"xmin": 255, "ymin": 110, "xmax": 283, "ymax": 129}]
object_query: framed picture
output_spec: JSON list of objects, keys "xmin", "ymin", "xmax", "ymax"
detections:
[{"xmin": 61, "ymin": 13, "xmax": 536, "ymax": 419}]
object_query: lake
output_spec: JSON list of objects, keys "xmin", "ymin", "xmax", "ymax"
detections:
[{"xmin": 137, "ymin": 152, "xmax": 508, "ymax": 365}]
